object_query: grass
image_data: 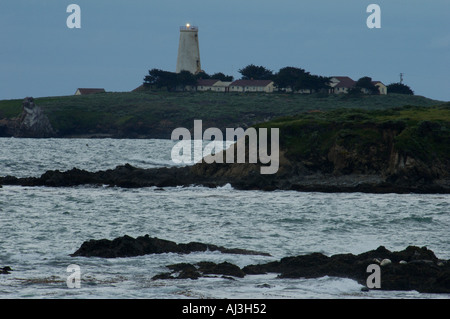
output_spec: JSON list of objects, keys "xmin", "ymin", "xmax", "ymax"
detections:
[
  {"xmin": 0, "ymin": 99, "xmax": 23, "ymax": 118},
  {"xmin": 256, "ymin": 102, "xmax": 450, "ymax": 165},
  {"xmin": 0, "ymin": 90, "xmax": 445, "ymax": 138}
]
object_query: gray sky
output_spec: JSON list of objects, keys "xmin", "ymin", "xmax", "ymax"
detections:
[{"xmin": 0, "ymin": 0, "xmax": 449, "ymax": 101}]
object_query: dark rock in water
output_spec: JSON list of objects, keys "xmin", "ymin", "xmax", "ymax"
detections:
[
  {"xmin": 151, "ymin": 272, "xmax": 175, "ymax": 280},
  {"xmin": 151, "ymin": 246, "xmax": 450, "ymax": 294},
  {"xmin": 197, "ymin": 261, "xmax": 246, "ymax": 278},
  {"xmin": 152, "ymin": 261, "xmax": 245, "ymax": 280},
  {"xmin": 166, "ymin": 264, "xmax": 202, "ymax": 280},
  {"xmin": 0, "ymin": 161, "xmax": 448, "ymax": 194},
  {"xmin": 1, "ymin": 266, "xmax": 12, "ymax": 274},
  {"xmin": 242, "ymin": 246, "xmax": 450, "ymax": 294},
  {"xmin": 70, "ymin": 234, "xmax": 271, "ymax": 258}
]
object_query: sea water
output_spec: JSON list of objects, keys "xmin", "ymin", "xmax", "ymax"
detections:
[{"xmin": 0, "ymin": 138, "xmax": 449, "ymax": 299}]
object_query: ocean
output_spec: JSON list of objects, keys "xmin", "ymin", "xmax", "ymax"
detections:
[{"xmin": 0, "ymin": 138, "xmax": 449, "ymax": 299}]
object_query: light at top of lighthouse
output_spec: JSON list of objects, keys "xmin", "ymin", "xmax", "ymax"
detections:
[{"xmin": 186, "ymin": 23, "xmax": 190, "ymax": 29}]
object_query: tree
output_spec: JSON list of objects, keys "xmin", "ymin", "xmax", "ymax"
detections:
[
  {"xmin": 177, "ymin": 70, "xmax": 197, "ymax": 88},
  {"xmin": 145, "ymin": 69, "xmax": 199, "ymax": 91},
  {"xmin": 210, "ymin": 72, "xmax": 234, "ymax": 82},
  {"xmin": 354, "ymin": 76, "xmax": 379, "ymax": 95},
  {"xmin": 299, "ymin": 74, "xmax": 331, "ymax": 93},
  {"xmin": 238, "ymin": 64, "xmax": 274, "ymax": 80},
  {"xmin": 273, "ymin": 67, "xmax": 331, "ymax": 93},
  {"xmin": 273, "ymin": 67, "xmax": 308, "ymax": 92},
  {"xmin": 144, "ymin": 69, "xmax": 178, "ymax": 91},
  {"xmin": 387, "ymin": 82, "xmax": 414, "ymax": 95},
  {"xmin": 195, "ymin": 71, "xmax": 210, "ymax": 80}
]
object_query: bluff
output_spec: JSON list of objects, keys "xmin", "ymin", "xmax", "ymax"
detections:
[
  {"xmin": 1, "ymin": 105, "xmax": 449, "ymax": 194},
  {"xmin": 188, "ymin": 104, "xmax": 450, "ymax": 193}
]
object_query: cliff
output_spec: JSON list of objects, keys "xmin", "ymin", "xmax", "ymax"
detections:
[
  {"xmin": 188, "ymin": 104, "xmax": 450, "ymax": 192},
  {"xmin": 1, "ymin": 104, "xmax": 449, "ymax": 194}
]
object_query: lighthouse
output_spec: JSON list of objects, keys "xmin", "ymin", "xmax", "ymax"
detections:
[{"xmin": 176, "ymin": 24, "xmax": 201, "ymax": 74}]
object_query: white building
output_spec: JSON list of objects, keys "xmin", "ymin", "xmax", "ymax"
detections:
[
  {"xmin": 229, "ymin": 80, "xmax": 275, "ymax": 93},
  {"xmin": 329, "ymin": 77, "xmax": 356, "ymax": 94}
]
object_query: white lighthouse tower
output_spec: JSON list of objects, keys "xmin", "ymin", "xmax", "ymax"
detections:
[{"xmin": 176, "ymin": 24, "xmax": 201, "ymax": 74}]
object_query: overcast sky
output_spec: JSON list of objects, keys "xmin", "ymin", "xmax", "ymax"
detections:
[{"xmin": 0, "ymin": 0, "xmax": 449, "ymax": 101}]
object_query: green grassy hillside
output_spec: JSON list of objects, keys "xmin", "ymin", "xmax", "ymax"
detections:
[
  {"xmin": 256, "ymin": 103, "xmax": 450, "ymax": 172},
  {"xmin": 0, "ymin": 91, "xmax": 444, "ymax": 138}
]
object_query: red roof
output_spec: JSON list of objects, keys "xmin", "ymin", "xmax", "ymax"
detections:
[
  {"xmin": 331, "ymin": 77, "xmax": 355, "ymax": 88},
  {"xmin": 230, "ymin": 79, "xmax": 273, "ymax": 87},
  {"xmin": 197, "ymin": 79, "xmax": 219, "ymax": 86},
  {"xmin": 76, "ymin": 88, "xmax": 106, "ymax": 95}
]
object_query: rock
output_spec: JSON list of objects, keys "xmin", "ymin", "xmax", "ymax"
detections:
[
  {"xmin": 1, "ymin": 159, "xmax": 448, "ymax": 193},
  {"xmin": 380, "ymin": 259, "xmax": 392, "ymax": 266},
  {"xmin": 197, "ymin": 261, "xmax": 246, "ymax": 278},
  {"xmin": 70, "ymin": 234, "xmax": 270, "ymax": 258},
  {"xmin": 152, "ymin": 246, "xmax": 450, "ymax": 293},
  {"xmin": 153, "ymin": 261, "xmax": 246, "ymax": 280},
  {"xmin": 151, "ymin": 272, "xmax": 174, "ymax": 280},
  {"xmin": 14, "ymin": 97, "xmax": 55, "ymax": 138},
  {"xmin": 242, "ymin": 246, "xmax": 450, "ymax": 293},
  {"xmin": 163, "ymin": 263, "xmax": 202, "ymax": 279},
  {"xmin": 1, "ymin": 266, "xmax": 12, "ymax": 274},
  {"xmin": 177, "ymin": 269, "xmax": 202, "ymax": 280}
]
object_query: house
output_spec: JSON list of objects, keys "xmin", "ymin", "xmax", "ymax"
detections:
[
  {"xmin": 212, "ymin": 81, "xmax": 232, "ymax": 92},
  {"xmin": 372, "ymin": 81, "xmax": 387, "ymax": 95},
  {"xmin": 329, "ymin": 77, "xmax": 387, "ymax": 95},
  {"xmin": 196, "ymin": 79, "xmax": 233, "ymax": 92},
  {"xmin": 196, "ymin": 79, "xmax": 220, "ymax": 91},
  {"xmin": 229, "ymin": 80, "xmax": 275, "ymax": 93},
  {"xmin": 75, "ymin": 88, "xmax": 106, "ymax": 95},
  {"xmin": 329, "ymin": 77, "xmax": 356, "ymax": 94}
]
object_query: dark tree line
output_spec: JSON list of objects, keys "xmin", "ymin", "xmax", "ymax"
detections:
[
  {"xmin": 143, "ymin": 65, "xmax": 330, "ymax": 93},
  {"xmin": 143, "ymin": 64, "xmax": 414, "ymax": 95},
  {"xmin": 238, "ymin": 65, "xmax": 331, "ymax": 93},
  {"xmin": 238, "ymin": 64, "xmax": 274, "ymax": 81},
  {"xmin": 144, "ymin": 69, "xmax": 234, "ymax": 91}
]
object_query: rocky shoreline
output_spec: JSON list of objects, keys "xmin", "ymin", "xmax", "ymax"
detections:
[
  {"xmin": 1, "ymin": 104, "xmax": 449, "ymax": 194},
  {"xmin": 71, "ymin": 234, "xmax": 271, "ymax": 258},
  {"xmin": 155, "ymin": 246, "xmax": 450, "ymax": 294},
  {"xmin": 1, "ymin": 162, "xmax": 449, "ymax": 194},
  {"xmin": 69, "ymin": 235, "xmax": 450, "ymax": 293}
]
